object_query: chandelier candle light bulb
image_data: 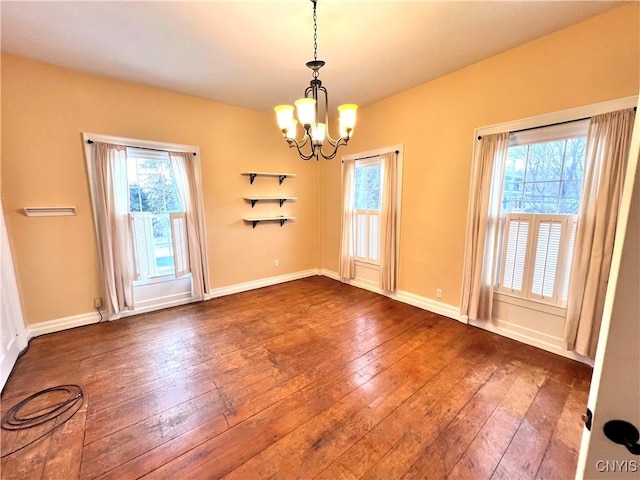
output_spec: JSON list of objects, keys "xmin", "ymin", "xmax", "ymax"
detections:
[
  {"xmin": 286, "ymin": 119, "xmax": 298, "ymax": 140},
  {"xmin": 294, "ymin": 98, "xmax": 317, "ymax": 126},
  {"xmin": 338, "ymin": 103, "xmax": 358, "ymax": 137},
  {"xmin": 274, "ymin": 0, "xmax": 357, "ymax": 160},
  {"xmin": 311, "ymin": 123, "xmax": 326, "ymax": 145}
]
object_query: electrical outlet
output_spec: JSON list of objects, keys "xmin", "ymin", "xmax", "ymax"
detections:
[
  {"xmin": 274, "ymin": 260, "xmax": 279, "ymax": 267},
  {"xmin": 93, "ymin": 297, "xmax": 103, "ymax": 309},
  {"xmin": 436, "ymin": 289, "xmax": 443, "ymax": 299}
]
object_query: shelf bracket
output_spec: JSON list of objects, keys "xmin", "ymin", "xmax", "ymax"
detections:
[
  {"xmin": 251, "ymin": 220, "xmax": 259, "ymax": 228},
  {"xmin": 279, "ymin": 219, "xmax": 288, "ymax": 227},
  {"xmin": 250, "ymin": 199, "xmax": 258, "ymax": 208},
  {"xmin": 249, "ymin": 173, "xmax": 257, "ymax": 184},
  {"xmin": 279, "ymin": 199, "xmax": 286, "ymax": 207},
  {"xmin": 278, "ymin": 175, "xmax": 286, "ymax": 185}
]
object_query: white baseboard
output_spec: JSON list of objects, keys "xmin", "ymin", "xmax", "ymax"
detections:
[
  {"xmin": 469, "ymin": 317, "xmax": 594, "ymax": 366},
  {"xmin": 321, "ymin": 269, "xmax": 593, "ymax": 366},
  {"xmin": 205, "ymin": 269, "xmax": 320, "ymax": 299},
  {"xmin": 25, "ymin": 269, "xmax": 321, "ymax": 339},
  {"xmin": 117, "ymin": 292, "xmax": 199, "ymax": 319},
  {"xmin": 26, "ymin": 311, "xmax": 100, "ymax": 339},
  {"xmin": 321, "ymin": 269, "xmax": 465, "ymax": 323},
  {"xmin": 24, "ymin": 269, "xmax": 593, "ymax": 366}
]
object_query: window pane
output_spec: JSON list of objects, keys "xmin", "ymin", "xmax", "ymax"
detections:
[
  {"xmin": 523, "ymin": 181, "xmax": 559, "ymax": 213},
  {"xmin": 152, "ymin": 214, "xmax": 174, "ymax": 275},
  {"xmin": 354, "ymin": 165, "xmax": 367, "ymax": 210},
  {"xmin": 502, "ymin": 146, "xmax": 526, "ymax": 213},
  {"xmin": 132, "ymin": 159, "xmax": 183, "ymax": 214},
  {"xmin": 354, "ymin": 163, "xmax": 381, "ymax": 211},
  {"xmin": 503, "ymin": 136, "xmax": 585, "ymax": 216},
  {"xmin": 130, "ymin": 186, "xmax": 143, "ymax": 212},
  {"xmin": 366, "ymin": 165, "xmax": 381, "ymax": 210},
  {"xmin": 562, "ymin": 138, "xmax": 585, "ymax": 181},
  {"xmin": 527, "ymin": 141, "xmax": 564, "ymax": 182},
  {"xmin": 558, "ymin": 180, "xmax": 582, "ymax": 214},
  {"xmin": 128, "ymin": 149, "xmax": 185, "ymax": 278}
]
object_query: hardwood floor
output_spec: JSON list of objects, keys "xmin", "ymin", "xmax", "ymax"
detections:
[{"xmin": 1, "ymin": 276, "xmax": 591, "ymax": 479}]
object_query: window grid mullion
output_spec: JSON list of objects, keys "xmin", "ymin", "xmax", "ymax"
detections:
[{"xmin": 555, "ymin": 140, "xmax": 568, "ymax": 211}]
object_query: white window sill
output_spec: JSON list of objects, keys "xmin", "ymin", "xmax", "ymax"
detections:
[
  {"xmin": 494, "ymin": 291, "xmax": 565, "ymax": 316},
  {"xmin": 134, "ymin": 273, "xmax": 191, "ymax": 287},
  {"xmin": 355, "ymin": 260, "xmax": 380, "ymax": 269}
]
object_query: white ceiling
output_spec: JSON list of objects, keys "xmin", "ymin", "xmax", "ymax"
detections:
[{"xmin": 1, "ymin": 1, "xmax": 627, "ymax": 113}]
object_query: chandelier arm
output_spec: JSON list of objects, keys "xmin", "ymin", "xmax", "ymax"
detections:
[
  {"xmin": 318, "ymin": 136, "xmax": 349, "ymax": 160},
  {"xmin": 287, "ymin": 136, "xmax": 316, "ymax": 161},
  {"xmin": 317, "ymin": 84, "xmax": 343, "ymax": 147},
  {"xmin": 285, "ymin": 135, "xmax": 309, "ymax": 150}
]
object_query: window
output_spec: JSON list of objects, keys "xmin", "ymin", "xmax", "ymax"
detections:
[
  {"xmin": 127, "ymin": 148, "xmax": 189, "ymax": 280},
  {"xmin": 496, "ymin": 121, "xmax": 587, "ymax": 307},
  {"xmin": 354, "ymin": 158, "xmax": 381, "ymax": 264}
]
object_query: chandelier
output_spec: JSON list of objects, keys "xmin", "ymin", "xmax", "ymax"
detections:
[{"xmin": 274, "ymin": 0, "xmax": 358, "ymax": 160}]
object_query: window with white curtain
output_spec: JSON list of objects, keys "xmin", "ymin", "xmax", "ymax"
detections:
[
  {"xmin": 495, "ymin": 121, "xmax": 587, "ymax": 307},
  {"xmin": 127, "ymin": 147, "xmax": 190, "ymax": 282},
  {"xmin": 354, "ymin": 157, "xmax": 381, "ymax": 264}
]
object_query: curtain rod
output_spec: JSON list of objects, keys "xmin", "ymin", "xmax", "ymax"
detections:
[
  {"xmin": 342, "ymin": 150, "xmax": 399, "ymax": 163},
  {"xmin": 86, "ymin": 139, "xmax": 196, "ymax": 156},
  {"xmin": 477, "ymin": 106, "xmax": 637, "ymax": 140}
]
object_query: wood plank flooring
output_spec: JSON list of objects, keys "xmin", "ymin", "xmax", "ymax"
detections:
[{"xmin": 1, "ymin": 276, "xmax": 592, "ymax": 479}]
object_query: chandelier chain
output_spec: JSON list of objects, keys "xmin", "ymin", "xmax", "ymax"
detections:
[
  {"xmin": 274, "ymin": 0, "xmax": 356, "ymax": 160},
  {"xmin": 312, "ymin": 0, "xmax": 318, "ymax": 78}
]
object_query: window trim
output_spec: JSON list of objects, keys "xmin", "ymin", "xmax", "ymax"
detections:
[
  {"xmin": 82, "ymin": 132, "xmax": 203, "ymax": 289},
  {"xmin": 342, "ymin": 144, "xmax": 404, "ymax": 280},
  {"xmin": 464, "ymin": 98, "xmax": 636, "ymax": 320}
]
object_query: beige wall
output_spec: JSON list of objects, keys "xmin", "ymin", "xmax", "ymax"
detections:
[
  {"xmin": 1, "ymin": 55, "xmax": 318, "ymax": 325},
  {"xmin": 2, "ymin": 4, "xmax": 639, "ymax": 326},
  {"xmin": 320, "ymin": 3, "xmax": 639, "ymax": 306}
]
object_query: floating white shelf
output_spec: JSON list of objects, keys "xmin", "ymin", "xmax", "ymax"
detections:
[
  {"xmin": 241, "ymin": 172, "xmax": 296, "ymax": 185},
  {"xmin": 243, "ymin": 216, "xmax": 296, "ymax": 228},
  {"xmin": 243, "ymin": 196, "xmax": 298, "ymax": 208},
  {"xmin": 23, "ymin": 207, "xmax": 77, "ymax": 217}
]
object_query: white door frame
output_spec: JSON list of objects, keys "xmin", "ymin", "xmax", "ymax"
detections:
[
  {"xmin": 575, "ymin": 98, "xmax": 640, "ymax": 478},
  {"xmin": 1, "ymin": 201, "xmax": 28, "ymax": 391}
]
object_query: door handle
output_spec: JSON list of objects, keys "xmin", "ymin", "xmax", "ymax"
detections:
[{"xmin": 603, "ymin": 420, "xmax": 640, "ymax": 455}]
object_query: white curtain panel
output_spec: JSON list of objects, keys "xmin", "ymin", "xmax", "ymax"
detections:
[
  {"xmin": 169, "ymin": 152, "xmax": 210, "ymax": 299},
  {"xmin": 460, "ymin": 133, "xmax": 510, "ymax": 321},
  {"xmin": 339, "ymin": 160, "xmax": 356, "ymax": 280},
  {"xmin": 379, "ymin": 152, "xmax": 398, "ymax": 292},
  {"xmin": 94, "ymin": 142, "xmax": 135, "ymax": 315},
  {"xmin": 564, "ymin": 108, "xmax": 635, "ymax": 358}
]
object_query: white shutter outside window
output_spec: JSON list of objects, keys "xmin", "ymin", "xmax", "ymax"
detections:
[
  {"xmin": 131, "ymin": 212, "xmax": 156, "ymax": 279},
  {"xmin": 170, "ymin": 212, "xmax": 190, "ymax": 278}
]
